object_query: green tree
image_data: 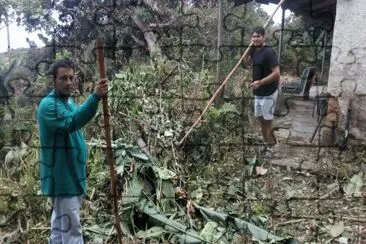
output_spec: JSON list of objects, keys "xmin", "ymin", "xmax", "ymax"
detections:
[
  {"xmin": 0, "ymin": 0, "xmax": 57, "ymax": 32},
  {"xmin": 275, "ymin": 13, "xmax": 332, "ymax": 76},
  {"xmin": 1, "ymin": 0, "xmax": 270, "ymax": 64}
]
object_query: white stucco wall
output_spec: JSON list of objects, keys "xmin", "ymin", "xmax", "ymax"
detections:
[{"xmin": 328, "ymin": 0, "xmax": 366, "ymax": 139}]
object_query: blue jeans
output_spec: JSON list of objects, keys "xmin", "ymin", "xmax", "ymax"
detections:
[{"xmin": 49, "ymin": 196, "xmax": 84, "ymax": 244}]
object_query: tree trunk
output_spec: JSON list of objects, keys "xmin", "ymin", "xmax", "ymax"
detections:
[
  {"xmin": 214, "ymin": 0, "xmax": 224, "ymax": 105},
  {"xmin": 131, "ymin": 12, "xmax": 162, "ymax": 59}
]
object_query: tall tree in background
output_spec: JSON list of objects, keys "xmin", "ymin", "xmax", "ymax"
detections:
[
  {"xmin": 275, "ymin": 13, "xmax": 333, "ymax": 76},
  {"xmin": 1, "ymin": 0, "xmax": 271, "ymax": 65}
]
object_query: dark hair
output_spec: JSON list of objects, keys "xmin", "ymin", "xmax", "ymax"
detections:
[
  {"xmin": 252, "ymin": 26, "xmax": 265, "ymax": 36},
  {"xmin": 50, "ymin": 59, "xmax": 74, "ymax": 79}
]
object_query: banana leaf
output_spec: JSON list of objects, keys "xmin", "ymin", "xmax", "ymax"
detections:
[
  {"xmin": 194, "ymin": 203, "xmax": 297, "ymax": 243},
  {"xmin": 137, "ymin": 199, "xmax": 205, "ymax": 243}
]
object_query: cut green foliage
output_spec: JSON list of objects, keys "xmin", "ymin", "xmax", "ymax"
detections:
[
  {"xmin": 109, "ymin": 141, "xmax": 295, "ymax": 243},
  {"xmin": 329, "ymin": 221, "xmax": 345, "ymax": 238},
  {"xmin": 343, "ymin": 173, "xmax": 364, "ymax": 197}
]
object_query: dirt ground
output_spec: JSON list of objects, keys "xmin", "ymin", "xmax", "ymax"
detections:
[{"xmin": 255, "ymin": 93, "xmax": 366, "ymax": 242}]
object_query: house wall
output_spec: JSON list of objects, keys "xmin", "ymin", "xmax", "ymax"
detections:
[{"xmin": 327, "ymin": 0, "xmax": 366, "ymax": 139}]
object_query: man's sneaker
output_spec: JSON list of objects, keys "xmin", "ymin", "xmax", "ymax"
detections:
[
  {"xmin": 259, "ymin": 146, "xmax": 267, "ymax": 154},
  {"xmin": 260, "ymin": 146, "xmax": 273, "ymax": 158},
  {"xmin": 264, "ymin": 147, "xmax": 274, "ymax": 158},
  {"xmin": 260, "ymin": 143, "xmax": 281, "ymax": 158}
]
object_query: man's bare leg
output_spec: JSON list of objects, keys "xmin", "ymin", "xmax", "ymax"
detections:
[{"xmin": 259, "ymin": 117, "xmax": 276, "ymax": 146}]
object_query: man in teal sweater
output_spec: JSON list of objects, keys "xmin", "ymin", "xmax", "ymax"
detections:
[{"xmin": 38, "ymin": 59, "xmax": 108, "ymax": 243}]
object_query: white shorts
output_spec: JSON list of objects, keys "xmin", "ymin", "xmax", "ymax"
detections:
[{"xmin": 254, "ymin": 90, "xmax": 278, "ymax": 120}]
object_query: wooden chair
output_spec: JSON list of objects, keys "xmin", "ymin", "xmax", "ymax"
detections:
[{"xmin": 281, "ymin": 67, "xmax": 313, "ymax": 96}]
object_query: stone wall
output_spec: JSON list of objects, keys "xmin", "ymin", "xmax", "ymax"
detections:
[{"xmin": 327, "ymin": 0, "xmax": 366, "ymax": 139}]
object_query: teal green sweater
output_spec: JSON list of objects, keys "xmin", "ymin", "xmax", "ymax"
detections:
[{"xmin": 37, "ymin": 90, "xmax": 101, "ymax": 196}]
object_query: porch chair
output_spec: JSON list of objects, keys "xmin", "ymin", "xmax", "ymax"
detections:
[{"xmin": 281, "ymin": 67, "xmax": 314, "ymax": 96}]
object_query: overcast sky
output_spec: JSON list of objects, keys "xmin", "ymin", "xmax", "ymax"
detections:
[
  {"xmin": 261, "ymin": 3, "xmax": 290, "ymax": 24},
  {"xmin": 0, "ymin": 3, "xmax": 290, "ymax": 54}
]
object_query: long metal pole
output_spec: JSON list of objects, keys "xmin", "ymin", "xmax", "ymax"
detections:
[{"xmin": 278, "ymin": 7, "xmax": 285, "ymax": 64}]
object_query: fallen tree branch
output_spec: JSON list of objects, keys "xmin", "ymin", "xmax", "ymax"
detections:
[
  {"xmin": 272, "ymin": 214, "xmax": 366, "ymax": 223},
  {"xmin": 30, "ymin": 227, "xmax": 50, "ymax": 230},
  {"xmin": 130, "ymin": 33, "xmax": 145, "ymax": 47},
  {"xmin": 342, "ymin": 216, "xmax": 366, "ymax": 223},
  {"xmin": 319, "ymin": 185, "xmax": 340, "ymax": 199},
  {"xmin": 160, "ymin": 65, "xmax": 178, "ymax": 87},
  {"xmin": 276, "ymin": 219, "xmax": 306, "ymax": 227}
]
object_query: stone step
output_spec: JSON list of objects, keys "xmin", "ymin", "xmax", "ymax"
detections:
[{"xmin": 269, "ymin": 157, "xmax": 318, "ymax": 171}]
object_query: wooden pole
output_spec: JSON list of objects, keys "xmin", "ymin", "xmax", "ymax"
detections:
[
  {"xmin": 277, "ymin": 7, "xmax": 285, "ymax": 64},
  {"xmin": 5, "ymin": 11, "xmax": 11, "ymax": 64},
  {"xmin": 96, "ymin": 39, "xmax": 123, "ymax": 244},
  {"xmin": 178, "ymin": 0, "xmax": 287, "ymax": 146},
  {"xmin": 215, "ymin": 0, "xmax": 224, "ymax": 92}
]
